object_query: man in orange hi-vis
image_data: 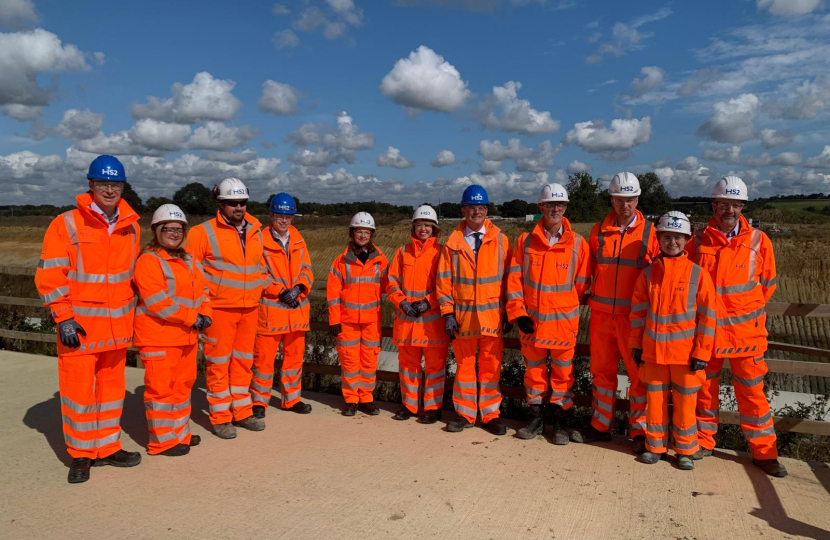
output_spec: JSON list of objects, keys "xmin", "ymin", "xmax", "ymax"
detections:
[
  {"xmin": 387, "ymin": 205, "xmax": 449, "ymax": 424},
  {"xmin": 507, "ymin": 183, "xmax": 591, "ymax": 445},
  {"xmin": 188, "ymin": 178, "xmax": 265, "ymax": 439},
  {"xmin": 629, "ymin": 211, "xmax": 716, "ymax": 471},
  {"xmin": 250, "ymin": 193, "xmax": 314, "ymax": 418},
  {"xmin": 687, "ymin": 176, "xmax": 787, "ymax": 477},
  {"xmin": 574, "ymin": 172, "xmax": 659, "ymax": 452},
  {"xmin": 35, "ymin": 155, "xmax": 142, "ymax": 484},
  {"xmin": 437, "ymin": 184, "xmax": 512, "ymax": 436}
]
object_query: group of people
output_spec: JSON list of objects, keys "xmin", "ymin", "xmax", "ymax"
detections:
[{"xmin": 34, "ymin": 154, "xmax": 787, "ymax": 485}]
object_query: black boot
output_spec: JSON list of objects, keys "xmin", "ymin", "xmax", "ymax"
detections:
[
  {"xmin": 447, "ymin": 414, "xmax": 473, "ymax": 432},
  {"xmin": 158, "ymin": 444, "xmax": 190, "ymax": 457},
  {"xmin": 94, "ymin": 449, "xmax": 142, "ymax": 468},
  {"xmin": 252, "ymin": 405, "xmax": 266, "ymax": 419},
  {"xmin": 393, "ymin": 406, "xmax": 413, "ymax": 420},
  {"xmin": 342, "ymin": 403, "xmax": 357, "ymax": 416},
  {"xmin": 483, "ymin": 417, "xmax": 507, "ymax": 436},
  {"xmin": 753, "ymin": 458, "xmax": 788, "ymax": 478},
  {"xmin": 421, "ymin": 409, "xmax": 441, "ymax": 424},
  {"xmin": 570, "ymin": 425, "xmax": 612, "ymax": 444},
  {"xmin": 632, "ymin": 436, "xmax": 647, "ymax": 455},
  {"xmin": 288, "ymin": 401, "xmax": 312, "ymax": 414},
  {"xmin": 548, "ymin": 405, "xmax": 569, "ymax": 445},
  {"xmin": 359, "ymin": 402, "xmax": 380, "ymax": 416},
  {"xmin": 517, "ymin": 405, "xmax": 544, "ymax": 439},
  {"xmin": 68, "ymin": 458, "xmax": 92, "ymax": 484},
  {"xmin": 189, "ymin": 435, "xmax": 201, "ymax": 447}
]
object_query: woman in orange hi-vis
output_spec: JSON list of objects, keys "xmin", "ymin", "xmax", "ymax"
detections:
[
  {"xmin": 134, "ymin": 204, "xmax": 212, "ymax": 457},
  {"xmin": 35, "ymin": 155, "xmax": 142, "ymax": 484},
  {"xmin": 250, "ymin": 193, "xmax": 314, "ymax": 418},
  {"xmin": 506, "ymin": 183, "xmax": 591, "ymax": 445},
  {"xmin": 436, "ymin": 185, "xmax": 512, "ymax": 436},
  {"xmin": 629, "ymin": 211, "xmax": 716, "ymax": 471},
  {"xmin": 327, "ymin": 212, "xmax": 389, "ymax": 417},
  {"xmin": 386, "ymin": 205, "xmax": 449, "ymax": 424},
  {"xmin": 187, "ymin": 178, "xmax": 265, "ymax": 439}
]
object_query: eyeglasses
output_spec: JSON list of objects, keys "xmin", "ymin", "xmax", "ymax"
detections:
[
  {"xmin": 611, "ymin": 197, "xmax": 638, "ymax": 206},
  {"xmin": 223, "ymin": 200, "xmax": 247, "ymax": 208},
  {"xmin": 160, "ymin": 226, "xmax": 186, "ymax": 236},
  {"xmin": 539, "ymin": 202, "xmax": 567, "ymax": 210},
  {"xmin": 714, "ymin": 202, "xmax": 745, "ymax": 210},
  {"xmin": 272, "ymin": 215, "xmax": 293, "ymax": 222},
  {"xmin": 92, "ymin": 181, "xmax": 124, "ymax": 192}
]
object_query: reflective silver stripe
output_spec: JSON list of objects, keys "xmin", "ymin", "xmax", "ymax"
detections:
[
  {"xmin": 743, "ymin": 426, "xmax": 776, "ymax": 439},
  {"xmin": 644, "ymin": 382, "xmax": 670, "ymax": 392},
  {"xmin": 402, "ymin": 287, "xmax": 434, "ymax": 298},
  {"xmin": 337, "ymin": 339, "xmax": 360, "ymax": 347},
  {"xmin": 593, "ymin": 397, "xmax": 613, "ymax": 413},
  {"xmin": 740, "ymin": 412, "xmax": 771, "ymax": 426},
  {"xmin": 759, "ymin": 276, "xmax": 777, "ymax": 288},
  {"xmin": 646, "ymin": 437, "xmax": 667, "ymax": 448},
  {"xmin": 230, "ymin": 385, "xmax": 250, "ymax": 394},
  {"xmin": 330, "ymin": 267, "xmax": 343, "ymax": 280},
  {"xmin": 233, "ymin": 396, "xmax": 252, "ymax": 407},
  {"xmin": 281, "ymin": 367, "xmax": 302, "ymax": 377},
  {"xmin": 252, "ymin": 393, "xmax": 269, "ymax": 404},
  {"xmin": 527, "ymin": 306, "xmax": 579, "ymax": 322},
  {"xmin": 436, "ymin": 271, "xmax": 452, "ymax": 279},
  {"xmin": 64, "ymin": 431, "xmax": 121, "ymax": 450},
  {"xmin": 630, "ymin": 395, "xmax": 647, "ymax": 404},
  {"xmin": 149, "ymin": 430, "xmax": 179, "ymax": 443},
  {"xmin": 456, "ymin": 301, "xmax": 501, "ymax": 313},
  {"xmin": 733, "ymin": 374, "xmax": 764, "ymax": 387},
  {"xmin": 261, "ymin": 297, "xmax": 310, "ymax": 310},
  {"xmin": 200, "ymin": 220, "xmax": 262, "ymax": 274},
  {"xmin": 62, "ymin": 210, "xmax": 137, "ymax": 286},
  {"xmin": 673, "ymin": 440, "xmax": 699, "ymax": 450},
  {"xmin": 591, "ymin": 294, "xmax": 631, "ymax": 307},
  {"xmin": 592, "ymin": 384, "xmax": 615, "ymax": 397},
  {"xmin": 147, "ymin": 416, "xmax": 190, "ymax": 429},
  {"xmin": 250, "ymin": 381, "xmax": 272, "ymax": 394},
  {"xmin": 210, "ymin": 402, "xmax": 232, "ymax": 412},
  {"xmin": 283, "ymin": 388, "xmax": 301, "ymax": 401},
  {"xmin": 232, "ymin": 350, "xmax": 254, "ymax": 360},
  {"xmin": 39, "ymin": 257, "xmax": 70, "ymax": 269},
  {"xmin": 203, "ymin": 272, "xmax": 263, "ymax": 290},
  {"xmin": 455, "ymin": 379, "xmax": 477, "ymax": 390},
  {"xmin": 343, "ymin": 300, "xmax": 381, "ymax": 310},
  {"xmin": 647, "ymin": 423, "xmax": 668, "ymax": 433},
  {"xmin": 647, "ymin": 310, "xmax": 696, "ymax": 325},
  {"xmin": 525, "ymin": 358, "xmax": 546, "ymax": 368},
  {"xmin": 98, "ymin": 398, "xmax": 123, "ymax": 412},
  {"xmin": 717, "ymin": 308, "xmax": 765, "ymax": 327},
  {"xmin": 644, "ymin": 327, "xmax": 695, "ymax": 342},
  {"xmin": 143, "ymin": 291, "xmax": 167, "ymax": 306},
  {"xmin": 205, "ymin": 352, "xmax": 231, "ymax": 364},
  {"xmin": 62, "ymin": 415, "xmax": 120, "ymax": 432},
  {"xmin": 327, "ymin": 298, "xmax": 341, "ymax": 306},
  {"xmin": 698, "ymin": 421, "xmax": 718, "ymax": 431},
  {"xmin": 706, "ymin": 370, "xmax": 722, "ymax": 380},
  {"xmin": 592, "ymin": 409, "xmax": 611, "ymax": 426},
  {"xmin": 671, "ymin": 383, "xmax": 701, "ymax": 396},
  {"xmin": 699, "ymin": 325, "xmax": 716, "ymax": 338},
  {"xmin": 631, "ymin": 318, "xmax": 645, "ymax": 328},
  {"xmin": 140, "ymin": 351, "xmax": 166, "ymax": 359},
  {"xmin": 73, "ymin": 299, "xmax": 136, "ymax": 319},
  {"xmin": 631, "ymin": 302, "xmax": 649, "ymax": 312},
  {"xmin": 360, "ymin": 369, "xmax": 376, "ymax": 379},
  {"xmin": 551, "ymin": 358, "xmax": 572, "ymax": 368},
  {"xmin": 479, "ymin": 401, "xmax": 500, "ymax": 416},
  {"xmin": 40, "ymin": 286, "xmax": 69, "ymax": 304},
  {"xmin": 145, "ymin": 399, "xmax": 191, "ymax": 412},
  {"xmin": 526, "ymin": 387, "xmax": 545, "ymax": 397},
  {"xmin": 344, "ymin": 276, "xmax": 382, "ymax": 284},
  {"xmin": 437, "ymin": 295, "xmax": 453, "ymax": 304},
  {"xmin": 207, "ymin": 389, "xmax": 231, "ymax": 400}
]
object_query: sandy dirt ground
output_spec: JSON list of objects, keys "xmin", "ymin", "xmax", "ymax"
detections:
[{"xmin": 1, "ymin": 351, "xmax": 829, "ymax": 540}]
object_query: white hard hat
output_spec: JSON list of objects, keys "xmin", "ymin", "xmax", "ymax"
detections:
[
  {"xmin": 538, "ymin": 183, "xmax": 569, "ymax": 204},
  {"xmin": 655, "ymin": 211, "xmax": 691, "ymax": 236},
  {"xmin": 151, "ymin": 204, "xmax": 188, "ymax": 226},
  {"xmin": 215, "ymin": 178, "xmax": 249, "ymax": 200},
  {"xmin": 350, "ymin": 211, "xmax": 376, "ymax": 230},
  {"xmin": 609, "ymin": 172, "xmax": 641, "ymax": 197},
  {"xmin": 412, "ymin": 205, "xmax": 438, "ymax": 225},
  {"xmin": 711, "ymin": 175, "xmax": 748, "ymax": 201}
]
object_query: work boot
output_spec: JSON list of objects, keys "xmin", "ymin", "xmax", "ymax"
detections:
[
  {"xmin": 570, "ymin": 425, "xmax": 612, "ymax": 444},
  {"xmin": 359, "ymin": 402, "xmax": 380, "ymax": 416},
  {"xmin": 547, "ymin": 405, "xmax": 569, "ymax": 446},
  {"xmin": 213, "ymin": 422, "xmax": 237, "ymax": 439},
  {"xmin": 639, "ymin": 451, "xmax": 666, "ymax": 465},
  {"xmin": 68, "ymin": 458, "xmax": 92, "ymax": 484},
  {"xmin": 447, "ymin": 415, "xmax": 473, "ymax": 432},
  {"xmin": 753, "ymin": 458, "xmax": 788, "ymax": 478},
  {"xmin": 189, "ymin": 435, "xmax": 201, "ymax": 447},
  {"xmin": 393, "ymin": 407, "xmax": 413, "ymax": 421},
  {"xmin": 252, "ymin": 405, "xmax": 266, "ymax": 419},
  {"xmin": 483, "ymin": 417, "xmax": 507, "ymax": 436},
  {"xmin": 94, "ymin": 449, "xmax": 142, "ymax": 468},
  {"xmin": 236, "ymin": 416, "xmax": 265, "ymax": 432},
  {"xmin": 631, "ymin": 436, "xmax": 647, "ymax": 455},
  {"xmin": 421, "ymin": 409, "xmax": 441, "ymax": 424},
  {"xmin": 342, "ymin": 403, "xmax": 357, "ymax": 416},
  {"xmin": 691, "ymin": 447, "xmax": 713, "ymax": 460},
  {"xmin": 677, "ymin": 455, "xmax": 695, "ymax": 471},
  {"xmin": 158, "ymin": 444, "xmax": 190, "ymax": 457},
  {"xmin": 517, "ymin": 405, "xmax": 544, "ymax": 440},
  {"xmin": 288, "ymin": 401, "xmax": 312, "ymax": 414}
]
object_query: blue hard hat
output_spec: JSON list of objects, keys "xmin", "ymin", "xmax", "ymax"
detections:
[
  {"xmin": 461, "ymin": 184, "xmax": 489, "ymax": 205},
  {"xmin": 269, "ymin": 192, "xmax": 297, "ymax": 215},
  {"xmin": 87, "ymin": 155, "xmax": 126, "ymax": 182}
]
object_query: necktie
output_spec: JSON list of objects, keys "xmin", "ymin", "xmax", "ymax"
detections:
[{"xmin": 473, "ymin": 232, "xmax": 483, "ymax": 256}]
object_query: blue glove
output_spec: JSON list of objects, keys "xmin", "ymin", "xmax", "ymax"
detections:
[
  {"xmin": 59, "ymin": 318, "xmax": 86, "ymax": 348},
  {"xmin": 444, "ymin": 314, "xmax": 459, "ymax": 341},
  {"xmin": 400, "ymin": 301, "xmax": 420, "ymax": 318}
]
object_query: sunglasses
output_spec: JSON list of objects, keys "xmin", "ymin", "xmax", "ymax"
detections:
[{"xmin": 223, "ymin": 200, "xmax": 247, "ymax": 208}]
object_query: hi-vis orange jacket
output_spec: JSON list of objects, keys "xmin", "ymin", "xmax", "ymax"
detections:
[
  {"xmin": 506, "ymin": 218, "xmax": 592, "ymax": 348},
  {"xmin": 133, "ymin": 248, "xmax": 212, "ymax": 347},
  {"xmin": 386, "ymin": 236, "xmax": 447, "ymax": 347},
  {"xmin": 35, "ymin": 193, "xmax": 140, "ymax": 356},
  {"xmin": 187, "ymin": 212, "xmax": 264, "ymax": 309},
  {"xmin": 629, "ymin": 255, "xmax": 717, "ymax": 364},
  {"xmin": 588, "ymin": 210, "xmax": 659, "ymax": 315},
  {"xmin": 327, "ymin": 246, "xmax": 389, "ymax": 325},
  {"xmin": 258, "ymin": 226, "xmax": 314, "ymax": 335},
  {"xmin": 436, "ymin": 220, "xmax": 511, "ymax": 339},
  {"xmin": 687, "ymin": 215, "xmax": 777, "ymax": 357}
]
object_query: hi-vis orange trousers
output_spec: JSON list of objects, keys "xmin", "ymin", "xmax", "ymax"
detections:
[
  {"xmin": 451, "ymin": 336, "xmax": 504, "ymax": 423},
  {"xmin": 251, "ymin": 331, "xmax": 306, "ymax": 409},
  {"xmin": 521, "ymin": 344, "xmax": 575, "ymax": 409},
  {"xmin": 696, "ymin": 355, "xmax": 778, "ymax": 460},
  {"xmin": 336, "ymin": 321, "xmax": 381, "ymax": 404},
  {"xmin": 203, "ymin": 307, "xmax": 257, "ymax": 425},
  {"xmin": 398, "ymin": 345, "xmax": 448, "ymax": 414},
  {"xmin": 589, "ymin": 311, "xmax": 646, "ymax": 437},
  {"xmin": 140, "ymin": 344, "xmax": 196, "ymax": 454},
  {"xmin": 58, "ymin": 350, "xmax": 126, "ymax": 459},
  {"xmin": 640, "ymin": 362, "xmax": 704, "ymax": 455}
]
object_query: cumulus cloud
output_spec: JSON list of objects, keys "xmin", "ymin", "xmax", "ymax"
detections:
[
  {"xmin": 806, "ymin": 145, "xmax": 830, "ymax": 168},
  {"xmin": 703, "ymin": 145, "xmax": 742, "ymax": 164},
  {"xmin": 586, "ymin": 8, "xmax": 672, "ymax": 64},
  {"xmin": 272, "ymin": 3, "xmax": 290, "ymax": 16},
  {"xmin": 377, "ymin": 146, "xmax": 414, "ymax": 169},
  {"xmin": 479, "ymin": 160, "xmax": 501, "ymax": 174},
  {"xmin": 567, "ymin": 160, "xmax": 591, "ymax": 174},
  {"xmin": 767, "ymin": 74, "xmax": 830, "ymax": 120},
  {"xmin": 696, "ymin": 94, "xmax": 760, "ymax": 143},
  {"xmin": 653, "ymin": 164, "xmax": 712, "ymax": 197},
  {"xmin": 478, "ymin": 139, "xmax": 557, "ymax": 173},
  {"xmin": 202, "ymin": 149, "xmax": 258, "ymax": 164},
  {"xmin": 476, "ymin": 81, "xmax": 560, "ymax": 135},
  {"xmin": 131, "ymin": 72, "xmax": 242, "ymax": 124},
  {"xmin": 273, "ymin": 29, "xmax": 300, "ymax": 50},
  {"xmin": 629, "ymin": 66, "xmax": 664, "ymax": 97},
  {"xmin": 1, "ymin": 103, "xmax": 41, "ymax": 121},
  {"xmin": 379, "ymin": 45, "xmax": 471, "ymax": 113},
  {"xmin": 284, "ymin": 111, "xmax": 374, "ymax": 171},
  {"xmin": 30, "ymin": 108, "xmax": 104, "ymax": 141},
  {"xmin": 0, "ymin": 0, "xmax": 38, "ymax": 29},
  {"xmin": 187, "ymin": 122, "xmax": 258, "ymax": 151},
  {"xmin": 430, "ymin": 150, "xmax": 456, "ymax": 167},
  {"xmin": 258, "ymin": 80, "xmax": 301, "ymax": 115},
  {"xmin": 276, "ymin": 0, "xmax": 363, "ymax": 48},
  {"xmin": 564, "ymin": 116, "xmax": 651, "ymax": 157},
  {"xmin": 759, "ymin": 128, "xmax": 793, "ymax": 148},
  {"xmin": 757, "ymin": 0, "xmax": 824, "ymax": 16}
]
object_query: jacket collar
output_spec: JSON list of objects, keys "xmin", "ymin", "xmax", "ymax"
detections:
[
  {"xmin": 263, "ymin": 225, "xmax": 305, "ymax": 251},
  {"xmin": 531, "ymin": 217, "xmax": 574, "ymax": 247},
  {"xmin": 407, "ymin": 235, "xmax": 437, "ymax": 255},
  {"xmin": 214, "ymin": 210, "xmax": 262, "ymax": 234},
  {"xmin": 75, "ymin": 192, "xmax": 139, "ymax": 230},
  {"xmin": 447, "ymin": 218, "xmax": 500, "ymax": 249},
  {"xmin": 600, "ymin": 209, "xmax": 644, "ymax": 233},
  {"xmin": 343, "ymin": 244, "xmax": 385, "ymax": 265},
  {"xmin": 705, "ymin": 214, "xmax": 750, "ymax": 244}
]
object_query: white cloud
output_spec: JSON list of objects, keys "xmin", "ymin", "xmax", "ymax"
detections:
[
  {"xmin": 767, "ymin": 74, "xmax": 830, "ymax": 120},
  {"xmin": 258, "ymin": 80, "xmax": 301, "ymax": 115},
  {"xmin": 1, "ymin": 103, "xmax": 41, "ymax": 121},
  {"xmin": 479, "ymin": 160, "xmax": 501, "ymax": 174},
  {"xmin": 759, "ymin": 128, "xmax": 793, "ymax": 148},
  {"xmin": 31, "ymin": 108, "xmax": 104, "ymax": 141},
  {"xmin": 128, "ymin": 119, "xmax": 192, "ymax": 152},
  {"xmin": 586, "ymin": 8, "xmax": 672, "ymax": 64},
  {"xmin": 567, "ymin": 160, "xmax": 591, "ymax": 174},
  {"xmin": 806, "ymin": 145, "xmax": 830, "ymax": 168},
  {"xmin": 675, "ymin": 156, "xmax": 701, "ymax": 171},
  {"xmin": 757, "ymin": 0, "xmax": 824, "ymax": 16},
  {"xmin": 272, "ymin": 3, "xmax": 290, "ymax": 16},
  {"xmin": 284, "ymin": 111, "xmax": 374, "ymax": 171},
  {"xmin": 131, "ymin": 72, "xmax": 242, "ymax": 124},
  {"xmin": 477, "ymin": 81, "xmax": 560, "ymax": 135},
  {"xmin": 187, "ymin": 122, "xmax": 258, "ymax": 151},
  {"xmin": 278, "ymin": 0, "xmax": 363, "ymax": 48},
  {"xmin": 0, "ymin": 0, "xmax": 38, "ymax": 29},
  {"xmin": 696, "ymin": 94, "xmax": 760, "ymax": 143},
  {"xmin": 430, "ymin": 150, "xmax": 455, "ymax": 167},
  {"xmin": 202, "ymin": 149, "xmax": 258, "ymax": 164},
  {"xmin": 379, "ymin": 45, "xmax": 471, "ymax": 113},
  {"xmin": 564, "ymin": 116, "xmax": 652, "ymax": 156},
  {"xmin": 273, "ymin": 29, "xmax": 300, "ymax": 50},
  {"xmin": 629, "ymin": 66, "xmax": 664, "ymax": 97},
  {"xmin": 703, "ymin": 145, "xmax": 742, "ymax": 164},
  {"xmin": 377, "ymin": 146, "xmax": 414, "ymax": 169},
  {"xmin": 478, "ymin": 139, "xmax": 557, "ymax": 173}
]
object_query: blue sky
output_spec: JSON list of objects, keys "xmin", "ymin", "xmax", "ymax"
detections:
[{"xmin": 1, "ymin": 0, "xmax": 829, "ymax": 206}]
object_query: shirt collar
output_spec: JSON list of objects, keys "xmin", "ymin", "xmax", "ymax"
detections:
[
  {"xmin": 463, "ymin": 224, "xmax": 486, "ymax": 237},
  {"xmin": 543, "ymin": 225, "xmax": 563, "ymax": 241},
  {"xmin": 89, "ymin": 202, "xmax": 118, "ymax": 224},
  {"xmin": 619, "ymin": 213, "xmax": 636, "ymax": 232},
  {"xmin": 271, "ymin": 227, "xmax": 290, "ymax": 244},
  {"xmin": 221, "ymin": 213, "xmax": 248, "ymax": 233}
]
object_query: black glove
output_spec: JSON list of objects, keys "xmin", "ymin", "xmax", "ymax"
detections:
[
  {"xmin": 201, "ymin": 315, "xmax": 212, "ymax": 329},
  {"xmin": 516, "ymin": 316, "xmax": 535, "ymax": 334},
  {"xmin": 399, "ymin": 300, "xmax": 420, "ymax": 318},
  {"xmin": 287, "ymin": 299, "xmax": 300, "ymax": 309},
  {"xmin": 631, "ymin": 348, "xmax": 643, "ymax": 367},
  {"xmin": 279, "ymin": 286, "xmax": 302, "ymax": 305},
  {"xmin": 59, "ymin": 318, "xmax": 86, "ymax": 348},
  {"xmin": 690, "ymin": 358, "xmax": 707, "ymax": 372},
  {"xmin": 329, "ymin": 323, "xmax": 342, "ymax": 337},
  {"xmin": 502, "ymin": 319, "xmax": 514, "ymax": 334},
  {"xmin": 193, "ymin": 314, "xmax": 212, "ymax": 331},
  {"xmin": 444, "ymin": 314, "xmax": 458, "ymax": 341},
  {"xmin": 412, "ymin": 299, "xmax": 431, "ymax": 314}
]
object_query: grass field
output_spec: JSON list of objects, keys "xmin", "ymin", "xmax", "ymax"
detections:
[{"xmin": 766, "ymin": 199, "xmax": 830, "ymax": 211}]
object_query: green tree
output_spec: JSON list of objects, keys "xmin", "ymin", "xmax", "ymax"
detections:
[
  {"xmin": 565, "ymin": 172, "xmax": 605, "ymax": 223},
  {"xmin": 500, "ymin": 199, "xmax": 532, "ymax": 218},
  {"xmin": 636, "ymin": 172, "xmax": 673, "ymax": 216},
  {"xmin": 144, "ymin": 196, "xmax": 174, "ymax": 214},
  {"xmin": 121, "ymin": 182, "xmax": 144, "ymax": 213},
  {"xmin": 173, "ymin": 182, "xmax": 216, "ymax": 216}
]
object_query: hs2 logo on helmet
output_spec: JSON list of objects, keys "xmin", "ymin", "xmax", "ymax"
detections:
[
  {"xmin": 101, "ymin": 166, "xmax": 119, "ymax": 176},
  {"xmin": 620, "ymin": 185, "xmax": 635, "ymax": 192},
  {"xmin": 725, "ymin": 188, "xmax": 742, "ymax": 195},
  {"xmin": 170, "ymin": 210, "xmax": 184, "ymax": 218},
  {"xmin": 469, "ymin": 194, "xmax": 483, "ymax": 201},
  {"xmin": 231, "ymin": 188, "xmax": 247, "ymax": 195}
]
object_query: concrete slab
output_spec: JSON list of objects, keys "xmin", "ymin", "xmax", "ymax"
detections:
[{"xmin": 2, "ymin": 350, "xmax": 829, "ymax": 540}]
